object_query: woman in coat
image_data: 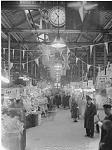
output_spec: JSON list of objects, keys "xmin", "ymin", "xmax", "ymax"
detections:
[
  {"xmin": 84, "ymin": 95, "xmax": 97, "ymax": 138},
  {"xmin": 71, "ymin": 95, "xmax": 79, "ymax": 122}
]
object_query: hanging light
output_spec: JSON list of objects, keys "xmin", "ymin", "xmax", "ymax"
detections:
[
  {"xmin": 51, "ymin": 35, "xmax": 66, "ymax": 48},
  {"xmin": 51, "ymin": 6, "xmax": 66, "ymax": 48}
]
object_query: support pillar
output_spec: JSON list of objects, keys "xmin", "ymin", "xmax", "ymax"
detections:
[
  {"xmin": 8, "ymin": 33, "xmax": 10, "ymax": 81},
  {"xmin": 93, "ymin": 47, "xmax": 96, "ymax": 85}
]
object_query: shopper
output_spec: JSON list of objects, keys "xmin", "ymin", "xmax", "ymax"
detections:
[
  {"xmin": 99, "ymin": 98, "xmax": 112, "ymax": 149},
  {"xmin": 84, "ymin": 95, "xmax": 97, "ymax": 138},
  {"xmin": 71, "ymin": 95, "xmax": 79, "ymax": 122},
  {"xmin": 99, "ymin": 120, "xmax": 112, "ymax": 150}
]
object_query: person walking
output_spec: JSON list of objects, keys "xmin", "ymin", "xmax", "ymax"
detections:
[
  {"xmin": 98, "ymin": 97, "xmax": 112, "ymax": 150},
  {"xmin": 99, "ymin": 120, "xmax": 112, "ymax": 150},
  {"xmin": 71, "ymin": 94, "xmax": 79, "ymax": 122},
  {"xmin": 84, "ymin": 95, "xmax": 97, "ymax": 138}
]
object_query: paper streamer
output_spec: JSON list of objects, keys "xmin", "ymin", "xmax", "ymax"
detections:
[
  {"xmin": 76, "ymin": 57, "xmax": 79, "ymax": 64},
  {"xmin": 87, "ymin": 64, "xmax": 91, "ymax": 71},
  {"xmin": 79, "ymin": 7, "xmax": 84, "ymax": 22},
  {"xmin": 105, "ymin": 42, "xmax": 108, "ymax": 54},
  {"xmin": 13, "ymin": 49, "xmax": 15, "ymax": 59},
  {"xmin": 98, "ymin": 66, "xmax": 101, "ymax": 72},
  {"xmin": 3, "ymin": 48, "xmax": 5, "ymax": 55},
  {"xmin": 90, "ymin": 45, "xmax": 93, "ymax": 57},
  {"xmin": 107, "ymin": 61, "xmax": 110, "ymax": 70},
  {"xmin": 10, "ymin": 63, "xmax": 13, "ymax": 69},
  {"xmin": 67, "ymin": 47, "xmax": 70, "ymax": 56},
  {"xmin": 22, "ymin": 63, "xmax": 25, "ymax": 69},
  {"xmin": 35, "ymin": 58, "xmax": 39, "ymax": 66},
  {"xmin": 23, "ymin": 50, "xmax": 25, "ymax": 59}
]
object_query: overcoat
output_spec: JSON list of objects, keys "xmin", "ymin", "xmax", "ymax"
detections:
[
  {"xmin": 99, "ymin": 114, "xmax": 112, "ymax": 150},
  {"xmin": 84, "ymin": 102, "xmax": 97, "ymax": 129},
  {"xmin": 71, "ymin": 100, "xmax": 78, "ymax": 119}
]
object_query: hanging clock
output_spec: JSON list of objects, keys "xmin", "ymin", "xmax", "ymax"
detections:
[{"xmin": 49, "ymin": 7, "xmax": 65, "ymax": 27}]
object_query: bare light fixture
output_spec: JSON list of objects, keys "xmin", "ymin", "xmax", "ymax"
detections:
[
  {"xmin": 51, "ymin": 6, "xmax": 66, "ymax": 48},
  {"xmin": 51, "ymin": 35, "xmax": 66, "ymax": 48}
]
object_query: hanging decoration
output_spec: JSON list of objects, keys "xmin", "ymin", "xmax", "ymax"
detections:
[
  {"xmin": 79, "ymin": 6, "xmax": 85, "ymax": 22},
  {"xmin": 2, "ymin": 40, "xmax": 112, "ymax": 53},
  {"xmin": 35, "ymin": 63, "xmax": 36, "ymax": 77},
  {"xmin": 87, "ymin": 64, "xmax": 91, "ymax": 71},
  {"xmin": 22, "ymin": 63, "xmax": 25, "ymax": 69},
  {"xmin": 3, "ymin": 48, "xmax": 5, "ymax": 55},
  {"xmin": 23, "ymin": 50, "xmax": 25, "ymax": 59},
  {"xmin": 76, "ymin": 57, "xmax": 79, "ymax": 64},
  {"xmin": 107, "ymin": 61, "xmax": 110, "ymax": 71},
  {"xmin": 98, "ymin": 65, "xmax": 101, "ymax": 73},
  {"xmin": 27, "ymin": 54, "xmax": 28, "ymax": 73},
  {"xmin": 90, "ymin": 45, "xmax": 93, "ymax": 57},
  {"xmin": 13, "ymin": 49, "xmax": 15, "ymax": 59},
  {"xmin": 9, "ymin": 63, "xmax": 13, "ymax": 70},
  {"xmin": 35, "ymin": 58, "xmax": 39, "ymax": 66},
  {"xmin": 67, "ymin": 47, "xmax": 70, "ymax": 56},
  {"xmin": 105, "ymin": 42, "xmax": 108, "ymax": 54},
  {"xmin": 68, "ymin": 1, "xmax": 98, "ymax": 22}
]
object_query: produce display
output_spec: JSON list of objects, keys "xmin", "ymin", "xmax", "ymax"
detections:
[{"xmin": 2, "ymin": 114, "xmax": 24, "ymax": 135}]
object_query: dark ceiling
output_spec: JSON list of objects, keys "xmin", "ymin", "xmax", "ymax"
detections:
[{"xmin": 1, "ymin": 1, "xmax": 112, "ymax": 85}]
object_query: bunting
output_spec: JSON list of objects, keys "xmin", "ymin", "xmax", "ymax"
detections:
[
  {"xmin": 23, "ymin": 50, "xmax": 25, "ymax": 59},
  {"xmin": 35, "ymin": 58, "xmax": 39, "ymax": 66},
  {"xmin": 13, "ymin": 49, "xmax": 15, "ymax": 59},
  {"xmin": 87, "ymin": 64, "xmax": 91, "ymax": 71},
  {"xmin": 105, "ymin": 42, "xmax": 108, "ymax": 54},
  {"xmin": 22, "ymin": 63, "xmax": 25, "ymax": 69},
  {"xmin": 67, "ymin": 47, "xmax": 70, "ymax": 56},
  {"xmin": 79, "ymin": 7, "xmax": 84, "ymax": 22},
  {"xmin": 27, "ymin": 54, "xmax": 28, "ymax": 73},
  {"xmin": 98, "ymin": 66, "xmax": 101, "ymax": 73},
  {"xmin": 107, "ymin": 61, "xmax": 110, "ymax": 70},
  {"xmin": 2, "ymin": 40, "xmax": 112, "ymax": 53},
  {"xmin": 3, "ymin": 48, "xmax": 5, "ymax": 55},
  {"xmin": 90, "ymin": 45, "xmax": 93, "ymax": 57},
  {"xmin": 76, "ymin": 57, "xmax": 79, "ymax": 64},
  {"xmin": 9, "ymin": 63, "xmax": 13, "ymax": 69}
]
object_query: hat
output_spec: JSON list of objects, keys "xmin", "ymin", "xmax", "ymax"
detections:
[
  {"xmin": 86, "ymin": 95, "xmax": 92, "ymax": 101},
  {"xmin": 103, "ymin": 97, "xmax": 112, "ymax": 108}
]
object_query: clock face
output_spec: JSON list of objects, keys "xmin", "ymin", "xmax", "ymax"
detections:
[{"xmin": 49, "ymin": 7, "xmax": 65, "ymax": 27}]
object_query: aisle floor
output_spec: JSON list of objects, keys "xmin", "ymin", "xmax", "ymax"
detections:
[{"xmin": 26, "ymin": 109, "xmax": 100, "ymax": 150}]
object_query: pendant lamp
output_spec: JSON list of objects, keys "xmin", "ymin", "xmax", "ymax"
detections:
[
  {"xmin": 51, "ymin": 6, "xmax": 66, "ymax": 48},
  {"xmin": 51, "ymin": 35, "xmax": 66, "ymax": 48}
]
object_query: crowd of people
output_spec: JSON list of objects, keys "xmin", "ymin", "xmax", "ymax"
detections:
[{"xmin": 45, "ymin": 91, "xmax": 112, "ymax": 150}]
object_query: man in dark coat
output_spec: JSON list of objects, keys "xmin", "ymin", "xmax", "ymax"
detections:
[
  {"xmin": 84, "ymin": 95, "xmax": 97, "ymax": 138},
  {"xmin": 99, "ymin": 120, "xmax": 112, "ymax": 150},
  {"xmin": 99, "ymin": 99, "xmax": 112, "ymax": 150}
]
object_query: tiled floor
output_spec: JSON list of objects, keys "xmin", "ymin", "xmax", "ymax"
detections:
[{"xmin": 26, "ymin": 109, "xmax": 100, "ymax": 150}]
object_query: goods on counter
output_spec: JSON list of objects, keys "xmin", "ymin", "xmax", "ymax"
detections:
[{"xmin": 2, "ymin": 114, "xmax": 24, "ymax": 135}]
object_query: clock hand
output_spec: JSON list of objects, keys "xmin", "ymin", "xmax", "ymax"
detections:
[
  {"xmin": 55, "ymin": 13, "xmax": 59, "ymax": 18},
  {"xmin": 54, "ymin": 15, "xmax": 59, "ymax": 23}
]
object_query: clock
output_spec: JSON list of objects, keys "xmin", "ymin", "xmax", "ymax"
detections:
[{"xmin": 49, "ymin": 7, "xmax": 65, "ymax": 27}]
